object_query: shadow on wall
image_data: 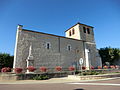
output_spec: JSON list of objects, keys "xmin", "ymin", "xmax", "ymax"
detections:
[{"xmin": 74, "ymin": 89, "xmax": 84, "ymax": 90}]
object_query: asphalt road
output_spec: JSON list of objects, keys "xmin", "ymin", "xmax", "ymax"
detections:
[{"xmin": 0, "ymin": 78, "xmax": 120, "ymax": 90}]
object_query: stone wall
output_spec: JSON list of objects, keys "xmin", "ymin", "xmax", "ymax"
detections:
[
  {"xmin": 79, "ymin": 24, "xmax": 95, "ymax": 43},
  {"xmin": 13, "ymin": 24, "xmax": 102, "ymax": 72},
  {"xmin": 14, "ymin": 29, "xmax": 86, "ymax": 70},
  {"xmin": 68, "ymin": 73, "xmax": 120, "ymax": 80}
]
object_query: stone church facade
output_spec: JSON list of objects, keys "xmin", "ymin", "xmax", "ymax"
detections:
[{"xmin": 13, "ymin": 22, "xmax": 102, "ymax": 71}]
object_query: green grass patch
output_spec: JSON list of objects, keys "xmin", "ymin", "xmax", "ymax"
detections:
[{"xmin": 33, "ymin": 75, "xmax": 49, "ymax": 80}]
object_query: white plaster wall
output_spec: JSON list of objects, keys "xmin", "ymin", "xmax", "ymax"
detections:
[{"xmin": 65, "ymin": 24, "xmax": 81, "ymax": 40}]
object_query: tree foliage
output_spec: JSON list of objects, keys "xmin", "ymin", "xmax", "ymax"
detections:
[
  {"xmin": 99, "ymin": 47, "xmax": 120, "ymax": 65},
  {"xmin": 0, "ymin": 53, "xmax": 14, "ymax": 69}
]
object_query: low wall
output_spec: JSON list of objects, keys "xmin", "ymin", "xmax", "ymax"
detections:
[
  {"xmin": 68, "ymin": 73, "xmax": 120, "ymax": 80},
  {"xmin": 0, "ymin": 72, "xmax": 68, "ymax": 81},
  {"xmin": 1, "ymin": 69, "xmax": 120, "ymax": 81},
  {"xmin": 0, "ymin": 73, "xmax": 17, "ymax": 81}
]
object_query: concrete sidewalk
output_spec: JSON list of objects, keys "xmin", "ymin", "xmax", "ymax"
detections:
[{"xmin": 0, "ymin": 77, "xmax": 120, "ymax": 84}]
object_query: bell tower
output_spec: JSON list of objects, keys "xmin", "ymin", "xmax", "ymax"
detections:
[
  {"xmin": 65, "ymin": 22, "xmax": 99, "ymax": 70},
  {"xmin": 65, "ymin": 22, "xmax": 95, "ymax": 43}
]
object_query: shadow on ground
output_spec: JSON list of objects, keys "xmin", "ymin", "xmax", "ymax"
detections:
[{"xmin": 74, "ymin": 89, "xmax": 84, "ymax": 90}]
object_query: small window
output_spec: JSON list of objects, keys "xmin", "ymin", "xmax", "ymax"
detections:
[
  {"xmin": 87, "ymin": 28, "xmax": 90, "ymax": 34},
  {"xmin": 69, "ymin": 31, "xmax": 71, "ymax": 36},
  {"xmin": 46, "ymin": 42, "xmax": 51, "ymax": 49},
  {"xmin": 67, "ymin": 44, "xmax": 71, "ymax": 51},
  {"xmin": 47, "ymin": 43, "xmax": 50, "ymax": 49},
  {"xmin": 72, "ymin": 28, "xmax": 75, "ymax": 35},
  {"xmin": 76, "ymin": 50, "xmax": 79, "ymax": 53},
  {"xmin": 68, "ymin": 46, "xmax": 71, "ymax": 51},
  {"xmin": 83, "ymin": 27, "xmax": 86, "ymax": 33}
]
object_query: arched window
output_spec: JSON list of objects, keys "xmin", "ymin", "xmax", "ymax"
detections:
[
  {"xmin": 69, "ymin": 31, "xmax": 71, "ymax": 36},
  {"xmin": 72, "ymin": 28, "xmax": 75, "ymax": 35},
  {"xmin": 87, "ymin": 28, "xmax": 90, "ymax": 34},
  {"xmin": 46, "ymin": 42, "xmax": 51, "ymax": 49},
  {"xmin": 83, "ymin": 27, "xmax": 86, "ymax": 33},
  {"xmin": 67, "ymin": 44, "xmax": 71, "ymax": 51}
]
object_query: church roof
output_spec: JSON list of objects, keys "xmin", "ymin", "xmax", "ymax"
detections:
[{"xmin": 22, "ymin": 29, "xmax": 85, "ymax": 42}]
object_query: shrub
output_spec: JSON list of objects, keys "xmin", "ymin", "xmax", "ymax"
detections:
[
  {"xmin": 27, "ymin": 66, "xmax": 36, "ymax": 72},
  {"xmin": 90, "ymin": 66, "xmax": 94, "ymax": 70},
  {"xmin": 55, "ymin": 66, "xmax": 62, "ymax": 71},
  {"xmin": 2, "ymin": 68, "xmax": 7, "ymax": 72},
  {"xmin": 1, "ymin": 67, "xmax": 11, "ymax": 72},
  {"xmin": 40, "ymin": 66, "xmax": 47, "ymax": 72},
  {"xmin": 115, "ymin": 65, "xmax": 119, "ymax": 69},
  {"xmin": 82, "ymin": 71, "xmax": 99, "ymax": 76},
  {"xmin": 14, "ymin": 68, "xmax": 23, "ymax": 74},
  {"xmin": 68, "ymin": 66, "xmax": 75, "ymax": 71},
  {"xmin": 103, "ymin": 65, "xmax": 108, "ymax": 69},
  {"xmin": 75, "ymin": 71, "xmax": 79, "ymax": 74},
  {"xmin": 98, "ymin": 66, "xmax": 102, "ymax": 69},
  {"xmin": 90, "ymin": 71, "xmax": 99, "ymax": 75},
  {"xmin": 110, "ymin": 65, "xmax": 115, "ymax": 69},
  {"xmin": 82, "ymin": 66, "xmax": 86, "ymax": 70},
  {"xmin": 33, "ymin": 75, "xmax": 49, "ymax": 80}
]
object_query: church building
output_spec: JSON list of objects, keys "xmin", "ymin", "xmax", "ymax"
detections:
[{"xmin": 13, "ymin": 22, "xmax": 102, "ymax": 72}]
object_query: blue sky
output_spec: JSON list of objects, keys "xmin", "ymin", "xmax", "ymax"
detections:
[{"xmin": 0, "ymin": 0, "xmax": 120, "ymax": 55}]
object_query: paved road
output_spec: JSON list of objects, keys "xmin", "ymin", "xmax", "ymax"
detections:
[{"xmin": 0, "ymin": 78, "xmax": 120, "ymax": 90}]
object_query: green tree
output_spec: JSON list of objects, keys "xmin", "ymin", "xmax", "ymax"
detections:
[
  {"xmin": 99, "ymin": 47, "xmax": 120, "ymax": 65},
  {"xmin": 0, "ymin": 53, "xmax": 14, "ymax": 69}
]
